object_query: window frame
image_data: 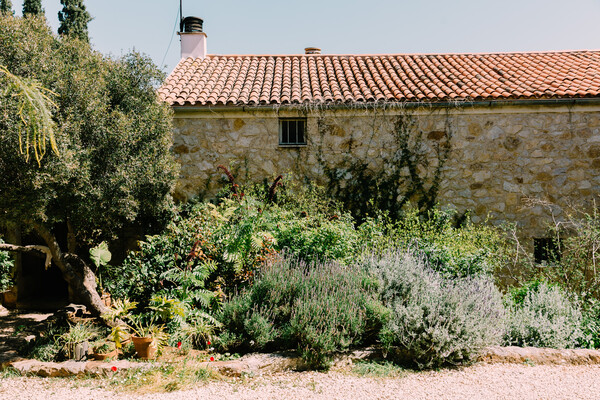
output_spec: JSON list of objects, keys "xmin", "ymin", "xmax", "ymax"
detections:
[{"xmin": 278, "ymin": 118, "xmax": 307, "ymax": 147}]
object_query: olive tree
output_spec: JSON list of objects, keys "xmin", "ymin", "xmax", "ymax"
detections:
[{"xmin": 0, "ymin": 16, "xmax": 178, "ymax": 316}]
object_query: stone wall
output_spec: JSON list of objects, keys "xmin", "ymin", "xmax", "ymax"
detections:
[{"xmin": 172, "ymin": 103, "xmax": 600, "ymax": 238}]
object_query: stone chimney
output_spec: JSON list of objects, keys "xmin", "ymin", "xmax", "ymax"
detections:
[
  {"xmin": 179, "ymin": 16, "xmax": 207, "ymax": 59},
  {"xmin": 305, "ymin": 47, "xmax": 321, "ymax": 55}
]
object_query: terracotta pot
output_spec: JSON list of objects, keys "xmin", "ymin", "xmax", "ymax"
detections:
[
  {"xmin": 92, "ymin": 348, "xmax": 118, "ymax": 361},
  {"xmin": 101, "ymin": 292, "xmax": 112, "ymax": 308},
  {"xmin": 131, "ymin": 336, "xmax": 156, "ymax": 360},
  {"xmin": 2, "ymin": 288, "xmax": 17, "ymax": 309}
]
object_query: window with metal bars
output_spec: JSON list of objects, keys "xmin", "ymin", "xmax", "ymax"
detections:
[
  {"xmin": 534, "ymin": 237, "xmax": 561, "ymax": 264},
  {"xmin": 279, "ymin": 118, "xmax": 307, "ymax": 146}
]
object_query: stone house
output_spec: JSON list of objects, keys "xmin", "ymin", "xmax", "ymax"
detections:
[{"xmin": 159, "ymin": 17, "xmax": 600, "ymax": 253}]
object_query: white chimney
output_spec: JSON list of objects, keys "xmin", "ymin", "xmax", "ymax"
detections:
[{"xmin": 179, "ymin": 17, "xmax": 207, "ymax": 59}]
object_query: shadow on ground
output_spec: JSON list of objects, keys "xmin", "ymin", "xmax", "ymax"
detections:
[{"xmin": 0, "ymin": 309, "xmax": 52, "ymax": 364}]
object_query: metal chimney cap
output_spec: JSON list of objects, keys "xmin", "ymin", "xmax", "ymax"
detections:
[
  {"xmin": 182, "ymin": 16, "xmax": 204, "ymax": 33},
  {"xmin": 304, "ymin": 47, "xmax": 321, "ymax": 55}
]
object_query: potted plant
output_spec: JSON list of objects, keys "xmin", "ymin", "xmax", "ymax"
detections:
[
  {"xmin": 128, "ymin": 316, "xmax": 169, "ymax": 360},
  {"xmin": 102, "ymin": 298, "xmax": 169, "ymax": 360},
  {"xmin": 91, "ymin": 341, "xmax": 118, "ymax": 360}
]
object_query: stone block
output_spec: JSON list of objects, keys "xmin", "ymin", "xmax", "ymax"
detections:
[
  {"xmin": 536, "ymin": 172, "xmax": 553, "ymax": 181},
  {"xmin": 503, "ymin": 181, "xmax": 520, "ymax": 193},
  {"xmin": 579, "ymin": 180, "xmax": 592, "ymax": 189}
]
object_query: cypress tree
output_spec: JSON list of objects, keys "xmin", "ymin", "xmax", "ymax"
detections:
[
  {"xmin": 22, "ymin": 0, "xmax": 43, "ymax": 16},
  {"xmin": 58, "ymin": 0, "xmax": 91, "ymax": 42},
  {"xmin": 0, "ymin": 0, "xmax": 14, "ymax": 15}
]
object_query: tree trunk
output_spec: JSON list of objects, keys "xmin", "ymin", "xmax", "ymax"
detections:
[
  {"xmin": 66, "ymin": 219, "xmax": 77, "ymax": 254},
  {"xmin": 29, "ymin": 222, "xmax": 108, "ymax": 318}
]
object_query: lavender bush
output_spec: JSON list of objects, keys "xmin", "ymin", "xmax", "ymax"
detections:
[
  {"xmin": 217, "ymin": 256, "xmax": 386, "ymax": 369},
  {"xmin": 504, "ymin": 282, "xmax": 584, "ymax": 348},
  {"xmin": 367, "ymin": 251, "xmax": 505, "ymax": 369}
]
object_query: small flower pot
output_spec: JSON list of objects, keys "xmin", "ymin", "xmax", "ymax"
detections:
[
  {"xmin": 101, "ymin": 292, "xmax": 112, "ymax": 308},
  {"xmin": 131, "ymin": 336, "xmax": 156, "ymax": 360},
  {"xmin": 92, "ymin": 348, "xmax": 119, "ymax": 361}
]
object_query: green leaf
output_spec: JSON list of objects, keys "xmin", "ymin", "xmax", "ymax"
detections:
[{"xmin": 90, "ymin": 241, "xmax": 112, "ymax": 268}]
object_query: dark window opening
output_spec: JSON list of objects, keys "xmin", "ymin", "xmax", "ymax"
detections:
[
  {"xmin": 279, "ymin": 119, "xmax": 306, "ymax": 146},
  {"xmin": 534, "ymin": 237, "xmax": 561, "ymax": 264}
]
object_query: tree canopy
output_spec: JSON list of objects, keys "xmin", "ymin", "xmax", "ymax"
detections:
[
  {"xmin": 58, "ymin": 0, "xmax": 91, "ymax": 42},
  {"xmin": 0, "ymin": 15, "xmax": 178, "ymax": 315},
  {"xmin": 0, "ymin": 0, "xmax": 13, "ymax": 15},
  {"xmin": 22, "ymin": 0, "xmax": 42, "ymax": 16}
]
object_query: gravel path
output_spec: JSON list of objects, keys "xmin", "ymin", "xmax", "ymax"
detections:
[{"xmin": 2, "ymin": 363, "xmax": 600, "ymax": 400}]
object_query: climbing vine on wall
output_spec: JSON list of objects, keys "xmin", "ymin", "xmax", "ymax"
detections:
[{"xmin": 316, "ymin": 109, "xmax": 452, "ymax": 221}]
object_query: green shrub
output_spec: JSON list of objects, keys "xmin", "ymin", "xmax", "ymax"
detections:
[
  {"xmin": 104, "ymin": 209, "xmax": 220, "ymax": 307},
  {"xmin": 289, "ymin": 269, "xmax": 386, "ymax": 368},
  {"xmin": 274, "ymin": 211, "xmax": 359, "ymax": 264},
  {"xmin": 504, "ymin": 282, "xmax": 584, "ymax": 348},
  {"xmin": 389, "ymin": 208, "xmax": 509, "ymax": 278},
  {"xmin": 502, "ymin": 205, "xmax": 600, "ymax": 301},
  {"xmin": 218, "ymin": 256, "xmax": 386, "ymax": 369},
  {"xmin": 542, "ymin": 208, "xmax": 600, "ymax": 300},
  {"xmin": 0, "ymin": 239, "xmax": 14, "ymax": 292},
  {"xmin": 508, "ymin": 279, "xmax": 546, "ymax": 306},
  {"xmin": 580, "ymin": 299, "xmax": 600, "ymax": 348},
  {"xmin": 107, "ymin": 190, "xmax": 361, "ymax": 305},
  {"xmin": 368, "ymin": 251, "xmax": 505, "ymax": 369}
]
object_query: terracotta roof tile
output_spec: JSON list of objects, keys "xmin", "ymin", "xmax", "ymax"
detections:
[{"xmin": 159, "ymin": 51, "xmax": 600, "ymax": 106}]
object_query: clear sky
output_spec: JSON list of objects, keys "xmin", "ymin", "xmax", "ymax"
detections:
[{"xmin": 24, "ymin": 0, "xmax": 600, "ymax": 74}]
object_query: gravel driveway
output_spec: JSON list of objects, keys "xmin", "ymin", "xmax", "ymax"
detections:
[{"xmin": 2, "ymin": 363, "xmax": 600, "ymax": 400}]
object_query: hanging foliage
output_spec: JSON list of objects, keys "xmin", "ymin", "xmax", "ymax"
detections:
[{"xmin": 0, "ymin": 65, "xmax": 59, "ymax": 166}]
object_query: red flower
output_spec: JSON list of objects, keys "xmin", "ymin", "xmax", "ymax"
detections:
[
  {"xmin": 111, "ymin": 366, "xmax": 117, "ymax": 372},
  {"xmin": 207, "ymin": 341, "xmax": 211, "ymax": 346},
  {"xmin": 209, "ymin": 356, "xmax": 215, "ymax": 362},
  {"xmin": 177, "ymin": 341, "xmax": 182, "ymax": 349}
]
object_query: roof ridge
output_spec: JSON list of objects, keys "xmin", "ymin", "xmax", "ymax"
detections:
[{"xmin": 200, "ymin": 50, "xmax": 600, "ymax": 58}]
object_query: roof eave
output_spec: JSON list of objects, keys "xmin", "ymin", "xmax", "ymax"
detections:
[{"xmin": 171, "ymin": 97, "xmax": 600, "ymax": 113}]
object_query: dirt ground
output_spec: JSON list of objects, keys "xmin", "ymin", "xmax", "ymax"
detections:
[
  {"xmin": 0, "ymin": 309, "xmax": 52, "ymax": 364},
  {"xmin": 3, "ymin": 309, "xmax": 600, "ymax": 399},
  {"xmin": 2, "ymin": 363, "xmax": 600, "ymax": 400}
]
